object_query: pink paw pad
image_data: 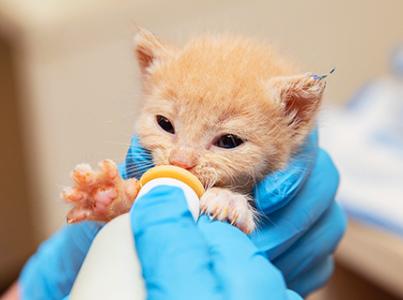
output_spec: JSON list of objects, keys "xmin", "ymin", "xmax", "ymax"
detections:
[
  {"xmin": 93, "ymin": 188, "xmax": 117, "ymax": 212},
  {"xmin": 64, "ymin": 159, "xmax": 140, "ymax": 223}
]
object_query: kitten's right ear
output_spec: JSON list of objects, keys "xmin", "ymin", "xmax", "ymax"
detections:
[
  {"xmin": 133, "ymin": 27, "xmax": 173, "ymax": 76},
  {"xmin": 266, "ymin": 73, "xmax": 326, "ymax": 145}
]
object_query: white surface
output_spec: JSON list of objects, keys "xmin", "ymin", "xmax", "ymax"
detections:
[
  {"xmin": 336, "ymin": 221, "xmax": 403, "ymax": 298},
  {"xmin": 321, "ymin": 78, "xmax": 403, "ymax": 233},
  {"xmin": 70, "ymin": 178, "xmax": 200, "ymax": 300}
]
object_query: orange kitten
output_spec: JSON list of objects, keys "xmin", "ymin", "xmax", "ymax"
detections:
[{"xmin": 63, "ymin": 28, "xmax": 325, "ymax": 233}]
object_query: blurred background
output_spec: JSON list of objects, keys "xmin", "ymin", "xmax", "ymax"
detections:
[{"xmin": 0, "ymin": 0, "xmax": 402, "ymax": 299}]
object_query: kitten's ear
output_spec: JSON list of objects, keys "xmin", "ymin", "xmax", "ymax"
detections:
[
  {"xmin": 266, "ymin": 74, "xmax": 325, "ymax": 136},
  {"xmin": 133, "ymin": 27, "xmax": 173, "ymax": 76}
]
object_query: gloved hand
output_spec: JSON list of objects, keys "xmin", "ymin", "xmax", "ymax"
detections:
[
  {"xmin": 124, "ymin": 130, "xmax": 347, "ymax": 297},
  {"xmin": 131, "ymin": 185, "xmax": 302, "ymax": 300},
  {"xmin": 19, "ymin": 130, "xmax": 345, "ymax": 299},
  {"xmin": 19, "ymin": 221, "xmax": 103, "ymax": 299},
  {"xmin": 250, "ymin": 131, "xmax": 346, "ymax": 296}
]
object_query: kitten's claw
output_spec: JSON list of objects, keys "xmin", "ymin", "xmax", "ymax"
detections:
[
  {"xmin": 230, "ymin": 212, "xmax": 240, "ymax": 226},
  {"xmin": 63, "ymin": 159, "xmax": 141, "ymax": 223},
  {"xmin": 200, "ymin": 188, "xmax": 256, "ymax": 234}
]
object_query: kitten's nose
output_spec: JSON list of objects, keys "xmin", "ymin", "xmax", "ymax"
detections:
[
  {"xmin": 169, "ymin": 148, "xmax": 198, "ymax": 170},
  {"xmin": 169, "ymin": 159, "xmax": 195, "ymax": 170}
]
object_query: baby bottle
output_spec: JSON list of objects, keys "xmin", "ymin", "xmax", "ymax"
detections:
[{"xmin": 69, "ymin": 166, "xmax": 204, "ymax": 300}]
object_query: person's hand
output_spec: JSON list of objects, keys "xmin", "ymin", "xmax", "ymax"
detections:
[
  {"xmin": 131, "ymin": 185, "xmax": 302, "ymax": 300},
  {"xmin": 17, "ymin": 160, "xmax": 138, "ymax": 299},
  {"xmin": 125, "ymin": 131, "xmax": 346, "ymax": 297},
  {"xmin": 250, "ymin": 130, "xmax": 346, "ymax": 296},
  {"xmin": 18, "ymin": 129, "xmax": 345, "ymax": 299},
  {"xmin": 17, "ymin": 154, "xmax": 139, "ymax": 299},
  {"xmin": 19, "ymin": 221, "xmax": 103, "ymax": 299}
]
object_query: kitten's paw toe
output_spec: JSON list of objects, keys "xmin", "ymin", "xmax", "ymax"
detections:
[
  {"xmin": 71, "ymin": 163, "xmax": 97, "ymax": 189},
  {"xmin": 98, "ymin": 159, "xmax": 119, "ymax": 181},
  {"xmin": 200, "ymin": 188, "xmax": 256, "ymax": 234},
  {"xmin": 61, "ymin": 187, "xmax": 87, "ymax": 204},
  {"xmin": 227, "ymin": 200, "xmax": 256, "ymax": 234},
  {"xmin": 123, "ymin": 178, "xmax": 141, "ymax": 200},
  {"xmin": 93, "ymin": 187, "xmax": 118, "ymax": 213}
]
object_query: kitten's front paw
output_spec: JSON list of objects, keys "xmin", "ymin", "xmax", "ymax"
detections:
[
  {"xmin": 62, "ymin": 159, "xmax": 140, "ymax": 223},
  {"xmin": 200, "ymin": 188, "xmax": 256, "ymax": 234}
]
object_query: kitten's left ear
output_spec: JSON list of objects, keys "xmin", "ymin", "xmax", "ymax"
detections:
[
  {"xmin": 133, "ymin": 27, "xmax": 174, "ymax": 76},
  {"xmin": 266, "ymin": 74, "xmax": 325, "ymax": 139}
]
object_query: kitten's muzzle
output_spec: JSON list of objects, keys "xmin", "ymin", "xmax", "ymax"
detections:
[{"xmin": 168, "ymin": 147, "xmax": 199, "ymax": 170}]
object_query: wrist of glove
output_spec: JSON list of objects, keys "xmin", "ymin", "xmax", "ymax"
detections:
[{"xmin": 19, "ymin": 221, "xmax": 103, "ymax": 299}]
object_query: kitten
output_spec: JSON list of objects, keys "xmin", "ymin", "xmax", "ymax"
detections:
[{"xmin": 62, "ymin": 28, "xmax": 326, "ymax": 233}]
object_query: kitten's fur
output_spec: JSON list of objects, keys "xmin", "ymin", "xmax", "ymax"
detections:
[{"xmin": 63, "ymin": 28, "xmax": 325, "ymax": 233}]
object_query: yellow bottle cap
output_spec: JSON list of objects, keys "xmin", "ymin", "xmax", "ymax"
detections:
[{"xmin": 139, "ymin": 165, "xmax": 205, "ymax": 198}]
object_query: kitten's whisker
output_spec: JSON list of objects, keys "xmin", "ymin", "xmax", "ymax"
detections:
[
  {"xmin": 205, "ymin": 168, "xmax": 218, "ymax": 190},
  {"xmin": 125, "ymin": 165, "xmax": 154, "ymax": 173},
  {"xmin": 125, "ymin": 158, "xmax": 153, "ymax": 165},
  {"xmin": 124, "ymin": 165, "xmax": 154, "ymax": 175},
  {"xmin": 125, "ymin": 162, "xmax": 154, "ymax": 169},
  {"xmin": 124, "ymin": 169, "xmax": 148, "ymax": 177},
  {"xmin": 126, "ymin": 148, "xmax": 152, "ymax": 153},
  {"xmin": 125, "ymin": 153, "xmax": 153, "ymax": 159}
]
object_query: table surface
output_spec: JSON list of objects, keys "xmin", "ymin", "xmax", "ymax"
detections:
[{"xmin": 336, "ymin": 219, "xmax": 403, "ymax": 298}]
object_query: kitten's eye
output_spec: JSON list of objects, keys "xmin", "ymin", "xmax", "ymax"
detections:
[
  {"xmin": 156, "ymin": 115, "xmax": 175, "ymax": 134},
  {"xmin": 214, "ymin": 134, "xmax": 244, "ymax": 149}
]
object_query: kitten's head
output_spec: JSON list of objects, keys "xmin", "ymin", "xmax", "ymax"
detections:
[{"xmin": 134, "ymin": 28, "xmax": 325, "ymax": 191}]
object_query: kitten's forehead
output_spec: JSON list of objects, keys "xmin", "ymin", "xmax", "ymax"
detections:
[
  {"xmin": 151, "ymin": 36, "xmax": 294, "ymax": 109},
  {"xmin": 154, "ymin": 84, "xmax": 268, "ymax": 127}
]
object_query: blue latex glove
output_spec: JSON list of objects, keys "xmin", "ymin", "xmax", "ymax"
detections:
[
  {"xmin": 131, "ymin": 185, "xmax": 302, "ymax": 300},
  {"xmin": 124, "ymin": 131, "xmax": 346, "ymax": 296},
  {"xmin": 251, "ymin": 136, "xmax": 346, "ymax": 295},
  {"xmin": 19, "ymin": 130, "xmax": 345, "ymax": 299},
  {"xmin": 19, "ymin": 221, "xmax": 103, "ymax": 299}
]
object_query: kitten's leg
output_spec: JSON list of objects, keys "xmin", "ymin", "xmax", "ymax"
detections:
[
  {"xmin": 200, "ymin": 187, "xmax": 256, "ymax": 234},
  {"xmin": 62, "ymin": 159, "xmax": 140, "ymax": 223}
]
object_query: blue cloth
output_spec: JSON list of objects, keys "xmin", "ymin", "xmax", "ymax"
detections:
[{"xmin": 19, "ymin": 131, "xmax": 346, "ymax": 299}]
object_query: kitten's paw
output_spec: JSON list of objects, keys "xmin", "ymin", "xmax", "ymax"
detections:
[
  {"xmin": 62, "ymin": 159, "xmax": 140, "ymax": 223},
  {"xmin": 200, "ymin": 188, "xmax": 256, "ymax": 234}
]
